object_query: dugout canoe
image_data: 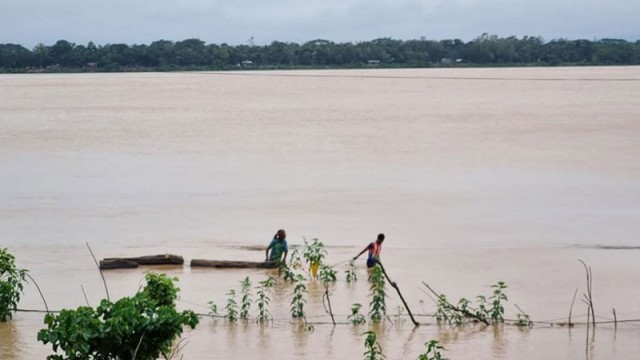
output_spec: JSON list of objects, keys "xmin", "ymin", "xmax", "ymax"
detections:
[
  {"xmin": 190, "ymin": 259, "xmax": 278, "ymax": 269},
  {"xmin": 100, "ymin": 254, "xmax": 184, "ymax": 269}
]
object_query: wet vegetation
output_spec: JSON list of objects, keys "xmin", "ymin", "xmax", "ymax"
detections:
[
  {"xmin": 255, "ymin": 277, "xmax": 275, "ymax": 323},
  {"xmin": 4, "ymin": 243, "xmax": 638, "ymax": 359},
  {"xmin": 430, "ymin": 281, "xmax": 513, "ymax": 325},
  {"xmin": 1, "ymin": 34, "xmax": 639, "ymax": 73},
  {"xmin": 0, "ymin": 248, "xmax": 28, "ymax": 322},
  {"xmin": 37, "ymin": 272, "xmax": 198, "ymax": 360},
  {"xmin": 368, "ymin": 265, "xmax": 387, "ymax": 323},
  {"xmin": 363, "ymin": 330, "xmax": 386, "ymax": 360},
  {"xmin": 418, "ymin": 340, "xmax": 445, "ymax": 360}
]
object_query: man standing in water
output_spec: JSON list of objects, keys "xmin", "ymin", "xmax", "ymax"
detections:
[
  {"xmin": 353, "ymin": 233, "xmax": 385, "ymax": 268},
  {"xmin": 265, "ymin": 229, "xmax": 288, "ymax": 263}
]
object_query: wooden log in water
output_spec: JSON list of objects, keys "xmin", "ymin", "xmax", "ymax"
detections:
[
  {"xmin": 190, "ymin": 259, "xmax": 278, "ymax": 269},
  {"xmin": 100, "ymin": 254, "xmax": 184, "ymax": 269},
  {"xmin": 99, "ymin": 259, "xmax": 139, "ymax": 269}
]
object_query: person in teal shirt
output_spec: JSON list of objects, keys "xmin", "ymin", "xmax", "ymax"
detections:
[{"xmin": 265, "ymin": 229, "xmax": 288, "ymax": 263}]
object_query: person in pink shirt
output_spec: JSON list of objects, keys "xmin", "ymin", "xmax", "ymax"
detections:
[{"xmin": 353, "ymin": 233, "xmax": 385, "ymax": 268}]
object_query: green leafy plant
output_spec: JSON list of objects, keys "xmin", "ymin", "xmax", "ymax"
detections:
[
  {"xmin": 302, "ymin": 238, "xmax": 326, "ymax": 265},
  {"xmin": 517, "ymin": 312, "xmax": 533, "ymax": 327},
  {"xmin": 278, "ymin": 262, "xmax": 296, "ymax": 282},
  {"xmin": 303, "ymin": 238, "xmax": 326, "ymax": 278},
  {"xmin": 345, "ymin": 260, "xmax": 358, "ymax": 283},
  {"xmin": 318, "ymin": 264, "xmax": 337, "ymax": 283},
  {"xmin": 256, "ymin": 277, "xmax": 274, "ymax": 323},
  {"xmin": 516, "ymin": 305, "xmax": 533, "ymax": 327},
  {"xmin": 435, "ymin": 294, "xmax": 452, "ymax": 324},
  {"xmin": 225, "ymin": 289, "xmax": 238, "ymax": 322},
  {"xmin": 348, "ymin": 303, "xmax": 366, "ymax": 325},
  {"xmin": 436, "ymin": 297, "xmax": 469, "ymax": 325},
  {"xmin": 208, "ymin": 300, "xmax": 218, "ymax": 317},
  {"xmin": 0, "ymin": 248, "xmax": 28, "ymax": 322},
  {"xmin": 368, "ymin": 265, "xmax": 387, "ymax": 322},
  {"xmin": 37, "ymin": 272, "xmax": 198, "ymax": 360},
  {"xmin": 431, "ymin": 281, "xmax": 512, "ymax": 326},
  {"xmin": 288, "ymin": 248, "xmax": 303, "ymax": 270},
  {"xmin": 239, "ymin": 277, "xmax": 252, "ymax": 320},
  {"xmin": 290, "ymin": 274, "xmax": 308, "ymax": 318},
  {"xmin": 490, "ymin": 281, "xmax": 508, "ymax": 323},
  {"xmin": 475, "ymin": 295, "xmax": 489, "ymax": 322},
  {"xmin": 363, "ymin": 330, "xmax": 385, "ymax": 360},
  {"xmin": 454, "ymin": 298, "xmax": 471, "ymax": 325},
  {"xmin": 418, "ymin": 340, "xmax": 444, "ymax": 360},
  {"xmin": 143, "ymin": 272, "xmax": 178, "ymax": 307}
]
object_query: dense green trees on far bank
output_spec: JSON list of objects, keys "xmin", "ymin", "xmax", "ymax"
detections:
[{"xmin": 1, "ymin": 34, "xmax": 639, "ymax": 73}]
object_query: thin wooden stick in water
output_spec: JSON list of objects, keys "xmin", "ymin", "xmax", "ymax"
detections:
[
  {"xmin": 376, "ymin": 260, "xmax": 419, "ymax": 326},
  {"xmin": 25, "ymin": 273, "xmax": 49, "ymax": 314},
  {"xmin": 86, "ymin": 242, "xmax": 110, "ymax": 301},
  {"xmin": 81, "ymin": 285, "xmax": 90, "ymax": 306},
  {"xmin": 579, "ymin": 259, "xmax": 595, "ymax": 326},
  {"xmin": 568, "ymin": 287, "xmax": 578, "ymax": 326},
  {"xmin": 323, "ymin": 285, "xmax": 336, "ymax": 326},
  {"xmin": 585, "ymin": 305, "xmax": 590, "ymax": 349}
]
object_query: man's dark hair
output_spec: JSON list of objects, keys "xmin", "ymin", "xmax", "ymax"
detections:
[{"xmin": 377, "ymin": 233, "xmax": 385, "ymax": 241}]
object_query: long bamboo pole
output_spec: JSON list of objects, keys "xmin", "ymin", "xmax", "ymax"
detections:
[{"xmin": 376, "ymin": 260, "xmax": 419, "ymax": 326}]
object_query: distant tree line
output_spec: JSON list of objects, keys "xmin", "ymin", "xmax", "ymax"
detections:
[{"xmin": 1, "ymin": 34, "xmax": 639, "ymax": 72}]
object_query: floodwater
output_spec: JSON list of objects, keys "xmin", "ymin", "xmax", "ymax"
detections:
[{"xmin": 1, "ymin": 67, "xmax": 639, "ymax": 359}]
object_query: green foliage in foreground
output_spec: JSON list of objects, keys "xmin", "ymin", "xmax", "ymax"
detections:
[
  {"xmin": 348, "ymin": 303, "xmax": 366, "ymax": 325},
  {"xmin": 225, "ymin": 289, "xmax": 238, "ymax": 322},
  {"xmin": 290, "ymin": 274, "xmax": 308, "ymax": 318},
  {"xmin": 368, "ymin": 265, "xmax": 387, "ymax": 322},
  {"xmin": 255, "ymin": 277, "xmax": 275, "ymax": 323},
  {"xmin": 37, "ymin": 272, "xmax": 198, "ymax": 360},
  {"xmin": 0, "ymin": 248, "xmax": 28, "ymax": 322},
  {"xmin": 363, "ymin": 331, "xmax": 386, "ymax": 360},
  {"xmin": 239, "ymin": 277, "xmax": 252, "ymax": 320},
  {"xmin": 318, "ymin": 264, "xmax": 337, "ymax": 283},
  {"xmin": 345, "ymin": 260, "xmax": 358, "ymax": 283},
  {"xmin": 418, "ymin": 340, "xmax": 445, "ymax": 360}
]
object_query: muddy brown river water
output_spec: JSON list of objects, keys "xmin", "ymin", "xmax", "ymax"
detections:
[{"xmin": 1, "ymin": 67, "xmax": 639, "ymax": 359}]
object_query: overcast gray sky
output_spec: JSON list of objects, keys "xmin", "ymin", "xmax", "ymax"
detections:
[{"xmin": 1, "ymin": 0, "xmax": 638, "ymax": 48}]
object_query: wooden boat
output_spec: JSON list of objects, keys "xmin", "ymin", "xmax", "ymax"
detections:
[
  {"xmin": 100, "ymin": 254, "xmax": 184, "ymax": 269},
  {"xmin": 190, "ymin": 259, "xmax": 278, "ymax": 269}
]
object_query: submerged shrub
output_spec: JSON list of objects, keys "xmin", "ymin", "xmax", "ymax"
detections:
[
  {"xmin": 37, "ymin": 272, "xmax": 198, "ymax": 360},
  {"xmin": 0, "ymin": 248, "xmax": 28, "ymax": 322},
  {"xmin": 290, "ymin": 274, "xmax": 308, "ymax": 318},
  {"xmin": 225, "ymin": 289, "xmax": 238, "ymax": 322},
  {"xmin": 433, "ymin": 281, "xmax": 516, "ymax": 326},
  {"xmin": 348, "ymin": 303, "xmax": 366, "ymax": 325},
  {"xmin": 318, "ymin": 264, "xmax": 337, "ymax": 283},
  {"xmin": 363, "ymin": 330, "xmax": 385, "ymax": 360},
  {"xmin": 239, "ymin": 277, "xmax": 252, "ymax": 320},
  {"xmin": 418, "ymin": 340, "xmax": 445, "ymax": 360},
  {"xmin": 255, "ymin": 277, "xmax": 275, "ymax": 323},
  {"xmin": 368, "ymin": 265, "xmax": 387, "ymax": 322},
  {"xmin": 345, "ymin": 260, "xmax": 358, "ymax": 283},
  {"xmin": 490, "ymin": 281, "xmax": 508, "ymax": 323}
]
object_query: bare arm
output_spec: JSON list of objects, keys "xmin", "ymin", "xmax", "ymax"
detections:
[
  {"xmin": 353, "ymin": 246, "xmax": 369, "ymax": 260},
  {"xmin": 265, "ymin": 244, "xmax": 272, "ymax": 261}
]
